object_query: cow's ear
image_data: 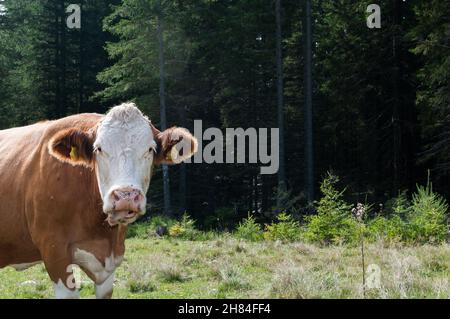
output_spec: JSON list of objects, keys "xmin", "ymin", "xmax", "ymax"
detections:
[
  {"xmin": 151, "ymin": 125, "xmax": 198, "ymax": 165},
  {"xmin": 48, "ymin": 128, "xmax": 94, "ymax": 167}
]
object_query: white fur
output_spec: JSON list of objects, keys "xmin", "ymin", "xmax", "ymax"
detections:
[
  {"xmin": 94, "ymin": 103, "xmax": 156, "ymax": 215},
  {"xmin": 95, "ymin": 272, "xmax": 115, "ymax": 299},
  {"xmin": 54, "ymin": 279, "xmax": 80, "ymax": 299},
  {"xmin": 73, "ymin": 248, "xmax": 122, "ymax": 284},
  {"xmin": 50, "ymin": 250, "xmax": 123, "ymax": 299}
]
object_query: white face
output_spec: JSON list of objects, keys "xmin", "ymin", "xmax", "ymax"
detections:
[{"xmin": 93, "ymin": 106, "xmax": 157, "ymax": 217}]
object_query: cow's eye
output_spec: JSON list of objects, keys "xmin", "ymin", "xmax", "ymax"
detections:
[{"xmin": 149, "ymin": 141, "xmax": 157, "ymax": 154}]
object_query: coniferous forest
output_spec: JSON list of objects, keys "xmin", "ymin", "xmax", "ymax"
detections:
[{"xmin": 0, "ymin": 0, "xmax": 449, "ymax": 230}]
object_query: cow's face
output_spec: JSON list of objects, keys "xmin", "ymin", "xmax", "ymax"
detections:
[
  {"xmin": 48, "ymin": 103, "xmax": 198, "ymax": 226},
  {"xmin": 93, "ymin": 105, "xmax": 156, "ymax": 225}
]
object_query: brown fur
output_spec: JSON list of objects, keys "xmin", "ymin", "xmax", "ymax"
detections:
[
  {"xmin": 151, "ymin": 124, "xmax": 198, "ymax": 165},
  {"xmin": 0, "ymin": 113, "xmax": 196, "ymax": 298},
  {"xmin": 0, "ymin": 114, "xmax": 122, "ymax": 295}
]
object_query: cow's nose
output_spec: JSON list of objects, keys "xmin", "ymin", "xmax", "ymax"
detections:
[
  {"xmin": 110, "ymin": 188, "xmax": 144, "ymax": 212},
  {"xmin": 112, "ymin": 189, "xmax": 142, "ymax": 202}
]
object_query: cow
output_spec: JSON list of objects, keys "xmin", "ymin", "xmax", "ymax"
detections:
[{"xmin": 0, "ymin": 102, "xmax": 198, "ymax": 298}]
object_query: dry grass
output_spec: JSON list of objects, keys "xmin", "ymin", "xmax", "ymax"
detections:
[
  {"xmin": 0, "ymin": 237, "xmax": 448, "ymax": 298},
  {"xmin": 268, "ymin": 242, "xmax": 449, "ymax": 298}
]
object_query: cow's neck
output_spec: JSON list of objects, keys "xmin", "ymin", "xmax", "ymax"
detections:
[{"xmin": 74, "ymin": 166, "xmax": 127, "ymax": 263}]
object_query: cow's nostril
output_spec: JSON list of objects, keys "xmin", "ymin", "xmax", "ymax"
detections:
[
  {"xmin": 111, "ymin": 189, "xmax": 143, "ymax": 213},
  {"xmin": 113, "ymin": 191, "xmax": 121, "ymax": 201}
]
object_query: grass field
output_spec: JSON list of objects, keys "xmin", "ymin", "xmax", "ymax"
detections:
[{"xmin": 0, "ymin": 237, "xmax": 448, "ymax": 298}]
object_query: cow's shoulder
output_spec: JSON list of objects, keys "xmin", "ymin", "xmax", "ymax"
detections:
[
  {"xmin": 0, "ymin": 113, "xmax": 103, "ymax": 176},
  {"xmin": 0, "ymin": 113, "xmax": 103, "ymax": 145}
]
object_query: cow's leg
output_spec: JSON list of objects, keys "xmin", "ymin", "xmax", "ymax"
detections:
[
  {"xmin": 95, "ymin": 271, "xmax": 115, "ymax": 299},
  {"xmin": 72, "ymin": 240, "xmax": 123, "ymax": 299},
  {"xmin": 54, "ymin": 279, "xmax": 80, "ymax": 299},
  {"xmin": 40, "ymin": 245, "xmax": 80, "ymax": 299}
]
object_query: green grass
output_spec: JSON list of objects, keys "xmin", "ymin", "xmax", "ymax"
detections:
[{"xmin": 0, "ymin": 237, "xmax": 448, "ymax": 298}]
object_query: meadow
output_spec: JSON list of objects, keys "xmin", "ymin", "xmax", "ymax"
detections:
[
  {"xmin": 0, "ymin": 236, "xmax": 448, "ymax": 299},
  {"xmin": 1, "ymin": 173, "xmax": 448, "ymax": 299}
]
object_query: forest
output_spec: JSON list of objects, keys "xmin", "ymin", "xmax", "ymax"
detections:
[{"xmin": 0, "ymin": 0, "xmax": 449, "ymax": 231}]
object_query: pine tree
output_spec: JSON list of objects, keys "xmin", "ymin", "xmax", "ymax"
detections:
[{"xmin": 409, "ymin": 0, "xmax": 450, "ymax": 190}]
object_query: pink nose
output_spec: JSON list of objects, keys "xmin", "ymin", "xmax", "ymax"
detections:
[{"xmin": 110, "ymin": 188, "xmax": 144, "ymax": 213}]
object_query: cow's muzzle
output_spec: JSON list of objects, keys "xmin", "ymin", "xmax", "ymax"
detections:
[
  {"xmin": 105, "ymin": 187, "xmax": 145, "ymax": 226},
  {"xmin": 106, "ymin": 210, "xmax": 139, "ymax": 226}
]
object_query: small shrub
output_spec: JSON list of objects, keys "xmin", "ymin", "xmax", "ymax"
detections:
[
  {"xmin": 168, "ymin": 223, "xmax": 184, "ymax": 237},
  {"xmin": 36, "ymin": 282, "xmax": 47, "ymax": 292},
  {"xmin": 127, "ymin": 220, "xmax": 153, "ymax": 239},
  {"xmin": 127, "ymin": 215, "xmax": 177, "ymax": 239},
  {"xmin": 407, "ymin": 181, "xmax": 449, "ymax": 243},
  {"xmin": 126, "ymin": 260, "xmax": 157, "ymax": 293},
  {"xmin": 217, "ymin": 265, "xmax": 249, "ymax": 295},
  {"xmin": 128, "ymin": 280, "xmax": 156, "ymax": 293},
  {"xmin": 304, "ymin": 173, "xmax": 359, "ymax": 245},
  {"xmin": 169, "ymin": 213, "xmax": 197, "ymax": 239},
  {"xmin": 384, "ymin": 190, "xmax": 410, "ymax": 218},
  {"xmin": 234, "ymin": 214, "xmax": 263, "ymax": 241},
  {"xmin": 366, "ymin": 215, "xmax": 405, "ymax": 243},
  {"xmin": 167, "ymin": 213, "xmax": 215, "ymax": 240},
  {"xmin": 149, "ymin": 215, "xmax": 177, "ymax": 228},
  {"xmin": 263, "ymin": 212, "xmax": 301, "ymax": 242},
  {"xmin": 157, "ymin": 263, "xmax": 185, "ymax": 283},
  {"xmin": 365, "ymin": 191, "xmax": 411, "ymax": 243},
  {"xmin": 270, "ymin": 264, "xmax": 306, "ymax": 298},
  {"xmin": 269, "ymin": 262, "xmax": 340, "ymax": 298}
]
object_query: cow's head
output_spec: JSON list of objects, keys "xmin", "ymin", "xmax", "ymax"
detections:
[{"xmin": 48, "ymin": 102, "xmax": 198, "ymax": 226}]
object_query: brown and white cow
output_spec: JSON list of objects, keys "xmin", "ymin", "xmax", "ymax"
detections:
[{"xmin": 0, "ymin": 102, "xmax": 197, "ymax": 298}]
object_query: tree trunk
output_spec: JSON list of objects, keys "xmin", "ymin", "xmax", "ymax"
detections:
[
  {"xmin": 304, "ymin": 0, "xmax": 314, "ymax": 204},
  {"xmin": 78, "ymin": 4, "xmax": 83, "ymax": 114},
  {"xmin": 60, "ymin": 0, "xmax": 66, "ymax": 117},
  {"xmin": 275, "ymin": 0, "xmax": 286, "ymax": 207},
  {"xmin": 78, "ymin": 0, "xmax": 84, "ymax": 114},
  {"xmin": 392, "ymin": 0, "xmax": 401, "ymax": 193},
  {"xmin": 179, "ymin": 105, "xmax": 187, "ymax": 214},
  {"xmin": 157, "ymin": 0, "xmax": 171, "ymax": 215}
]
